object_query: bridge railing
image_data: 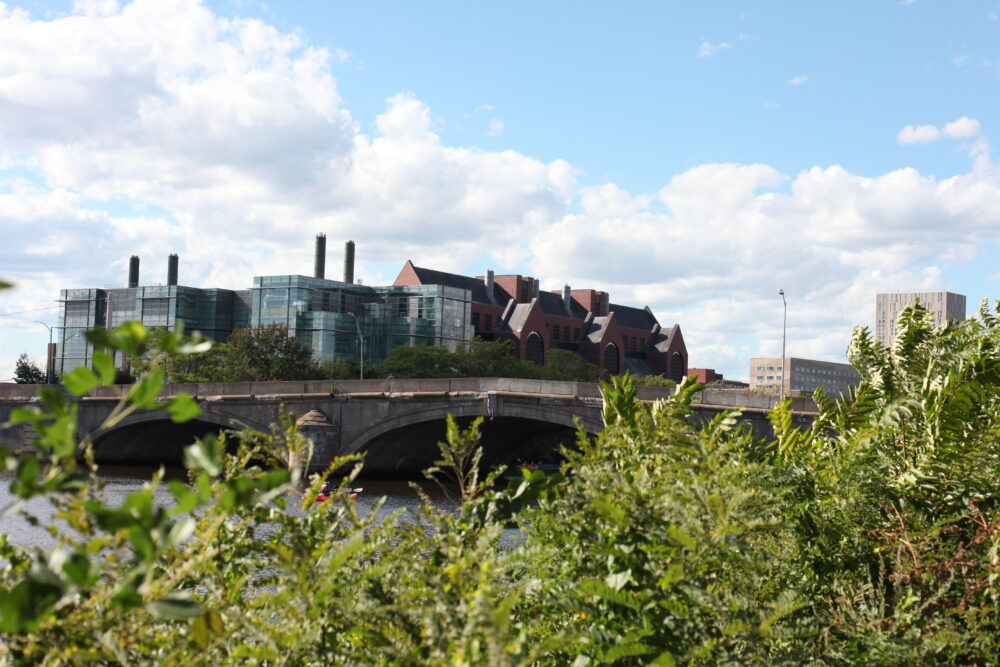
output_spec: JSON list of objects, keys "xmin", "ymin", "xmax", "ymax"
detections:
[{"xmin": 1, "ymin": 378, "xmax": 817, "ymax": 413}]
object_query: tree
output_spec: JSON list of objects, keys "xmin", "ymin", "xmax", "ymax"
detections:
[
  {"xmin": 378, "ymin": 344, "xmax": 460, "ymax": 379},
  {"xmin": 222, "ymin": 324, "xmax": 326, "ymax": 382},
  {"xmin": 129, "ymin": 327, "xmax": 227, "ymax": 383},
  {"xmin": 13, "ymin": 352, "xmax": 46, "ymax": 384},
  {"xmin": 538, "ymin": 349, "xmax": 598, "ymax": 381},
  {"xmin": 454, "ymin": 338, "xmax": 540, "ymax": 379}
]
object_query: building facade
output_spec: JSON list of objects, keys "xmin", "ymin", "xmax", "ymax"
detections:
[
  {"xmin": 875, "ymin": 291, "xmax": 966, "ymax": 347},
  {"xmin": 54, "ymin": 239, "xmax": 688, "ymax": 380},
  {"xmin": 749, "ymin": 357, "xmax": 860, "ymax": 397},
  {"xmin": 56, "ymin": 256, "xmax": 250, "ymax": 376},
  {"xmin": 394, "ymin": 261, "xmax": 688, "ymax": 380}
]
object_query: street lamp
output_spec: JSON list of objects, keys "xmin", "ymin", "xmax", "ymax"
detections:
[
  {"xmin": 778, "ymin": 289, "xmax": 787, "ymax": 402},
  {"xmin": 347, "ymin": 311, "xmax": 364, "ymax": 380},
  {"xmin": 34, "ymin": 321, "xmax": 53, "ymax": 384}
]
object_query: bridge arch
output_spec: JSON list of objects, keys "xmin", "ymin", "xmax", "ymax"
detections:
[
  {"xmin": 341, "ymin": 395, "xmax": 602, "ymax": 476},
  {"xmin": 91, "ymin": 408, "xmax": 270, "ymax": 465}
]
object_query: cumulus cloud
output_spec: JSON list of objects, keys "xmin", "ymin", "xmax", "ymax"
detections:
[
  {"xmin": 898, "ymin": 116, "xmax": 983, "ymax": 146},
  {"xmin": 787, "ymin": 75, "xmax": 809, "ymax": 85},
  {"xmin": 943, "ymin": 116, "xmax": 982, "ymax": 139},
  {"xmin": 697, "ymin": 40, "xmax": 731, "ymax": 58},
  {"xmin": 897, "ymin": 124, "xmax": 942, "ymax": 145},
  {"xmin": 3, "ymin": 0, "xmax": 1000, "ymax": 382}
]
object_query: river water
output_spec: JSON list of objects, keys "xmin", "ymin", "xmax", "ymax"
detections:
[{"xmin": 0, "ymin": 466, "xmax": 456, "ymax": 550}]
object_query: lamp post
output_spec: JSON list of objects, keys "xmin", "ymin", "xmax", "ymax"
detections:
[
  {"xmin": 34, "ymin": 321, "xmax": 54, "ymax": 384},
  {"xmin": 778, "ymin": 289, "xmax": 787, "ymax": 402},
  {"xmin": 348, "ymin": 311, "xmax": 364, "ymax": 380}
]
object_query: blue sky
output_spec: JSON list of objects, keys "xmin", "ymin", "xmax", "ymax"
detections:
[{"xmin": 1, "ymin": 0, "xmax": 999, "ymax": 381}]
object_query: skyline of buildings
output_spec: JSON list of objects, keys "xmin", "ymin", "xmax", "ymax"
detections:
[
  {"xmin": 52, "ymin": 237, "xmax": 689, "ymax": 382},
  {"xmin": 45, "ymin": 238, "xmax": 975, "ymax": 387}
]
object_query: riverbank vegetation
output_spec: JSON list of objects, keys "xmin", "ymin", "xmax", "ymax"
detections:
[{"xmin": 3, "ymin": 300, "xmax": 1000, "ymax": 663}]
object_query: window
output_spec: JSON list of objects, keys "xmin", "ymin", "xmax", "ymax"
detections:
[
  {"xmin": 669, "ymin": 352, "xmax": 685, "ymax": 383},
  {"xmin": 525, "ymin": 332, "xmax": 544, "ymax": 365},
  {"xmin": 484, "ymin": 314, "xmax": 492, "ymax": 332},
  {"xmin": 552, "ymin": 325, "xmax": 560, "ymax": 341},
  {"xmin": 563, "ymin": 326, "xmax": 570, "ymax": 341},
  {"xmin": 574, "ymin": 328, "xmax": 580, "ymax": 340},
  {"xmin": 603, "ymin": 343, "xmax": 619, "ymax": 375},
  {"xmin": 472, "ymin": 312, "xmax": 481, "ymax": 329}
]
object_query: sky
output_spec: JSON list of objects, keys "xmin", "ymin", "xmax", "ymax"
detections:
[{"xmin": 1, "ymin": 0, "xmax": 999, "ymax": 382}]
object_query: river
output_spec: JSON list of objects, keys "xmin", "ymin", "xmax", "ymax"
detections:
[{"xmin": 0, "ymin": 465, "xmax": 457, "ymax": 550}]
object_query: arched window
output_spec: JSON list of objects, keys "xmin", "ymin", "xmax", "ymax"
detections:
[
  {"xmin": 670, "ymin": 351, "xmax": 685, "ymax": 383},
  {"xmin": 525, "ymin": 332, "xmax": 544, "ymax": 366},
  {"xmin": 604, "ymin": 343, "xmax": 619, "ymax": 375}
]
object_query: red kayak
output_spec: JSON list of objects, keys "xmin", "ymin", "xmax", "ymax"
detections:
[{"xmin": 315, "ymin": 486, "xmax": 362, "ymax": 502}]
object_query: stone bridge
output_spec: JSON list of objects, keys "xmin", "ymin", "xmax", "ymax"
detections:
[{"xmin": 0, "ymin": 378, "xmax": 816, "ymax": 476}]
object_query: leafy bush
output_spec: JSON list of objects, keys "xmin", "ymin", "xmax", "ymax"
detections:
[{"xmin": 3, "ymin": 300, "xmax": 1000, "ymax": 663}]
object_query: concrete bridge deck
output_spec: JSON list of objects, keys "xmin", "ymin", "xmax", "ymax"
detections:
[{"xmin": 0, "ymin": 378, "xmax": 816, "ymax": 475}]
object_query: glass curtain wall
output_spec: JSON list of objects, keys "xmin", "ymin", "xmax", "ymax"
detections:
[{"xmin": 249, "ymin": 276, "xmax": 474, "ymax": 366}]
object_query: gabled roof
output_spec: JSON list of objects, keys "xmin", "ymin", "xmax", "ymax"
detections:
[
  {"xmin": 584, "ymin": 314, "xmax": 614, "ymax": 343},
  {"xmin": 502, "ymin": 302, "xmax": 536, "ymax": 333},
  {"xmin": 610, "ymin": 304, "xmax": 659, "ymax": 331},
  {"xmin": 407, "ymin": 263, "xmax": 508, "ymax": 306},
  {"xmin": 652, "ymin": 323, "xmax": 684, "ymax": 353}
]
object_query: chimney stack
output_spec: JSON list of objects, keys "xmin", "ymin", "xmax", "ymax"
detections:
[
  {"xmin": 343, "ymin": 240, "xmax": 355, "ymax": 284},
  {"xmin": 532, "ymin": 279, "xmax": 540, "ymax": 299},
  {"xmin": 314, "ymin": 234, "xmax": 326, "ymax": 279},
  {"xmin": 167, "ymin": 254, "xmax": 179, "ymax": 286},
  {"xmin": 563, "ymin": 284, "xmax": 572, "ymax": 316},
  {"xmin": 485, "ymin": 270, "xmax": 496, "ymax": 304},
  {"xmin": 128, "ymin": 256, "xmax": 140, "ymax": 288}
]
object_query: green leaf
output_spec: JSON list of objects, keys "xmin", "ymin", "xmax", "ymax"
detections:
[
  {"xmin": 165, "ymin": 393, "xmax": 201, "ymax": 423},
  {"xmin": 184, "ymin": 437, "xmax": 222, "ymax": 478},
  {"xmin": 168, "ymin": 480, "xmax": 200, "ymax": 516},
  {"xmin": 600, "ymin": 643, "xmax": 654, "ymax": 663},
  {"xmin": 128, "ymin": 368, "xmax": 164, "ymax": 408},
  {"xmin": 92, "ymin": 349, "xmax": 116, "ymax": 386},
  {"xmin": 605, "ymin": 569, "xmax": 631, "ymax": 592},
  {"xmin": 146, "ymin": 595, "xmax": 204, "ymax": 620},
  {"xmin": 190, "ymin": 610, "xmax": 225, "ymax": 649},
  {"xmin": 657, "ymin": 564, "xmax": 684, "ymax": 590},
  {"xmin": 61, "ymin": 553, "xmax": 97, "ymax": 588},
  {"xmin": 62, "ymin": 366, "xmax": 100, "ymax": 396}
]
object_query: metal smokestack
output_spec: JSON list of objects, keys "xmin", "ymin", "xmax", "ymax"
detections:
[
  {"xmin": 167, "ymin": 254, "xmax": 179, "ymax": 286},
  {"xmin": 128, "ymin": 256, "xmax": 140, "ymax": 288},
  {"xmin": 563, "ymin": 284, "xmax": 572, "ymax": 315},
  {"xmin": 314, "ymin": 234, "xmax": 326, "ymax": 279},
  {"xmin": 343, "ymin": 240, "xmax": 355, "ymax": 284}
]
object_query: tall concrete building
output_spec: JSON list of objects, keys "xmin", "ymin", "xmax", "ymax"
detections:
[
  {"xmin": 875, "ymin": 292, "xmax": 966, "ymax": 346},
  {"xmin": 749, "ymin": 357, "xmax": 860, "ymax": 397}
]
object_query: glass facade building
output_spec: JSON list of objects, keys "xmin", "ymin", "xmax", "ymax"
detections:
[
  {"xmin": 55, "ymin": 273, "xmax": 474, "ymax": 375},
  {"xmin": 249, "ymin": 275, "xmax": 472, "ymax": 366},
  {"xmin": 56, "ymin": 286, "xmax": 251, "ymax": 375}
]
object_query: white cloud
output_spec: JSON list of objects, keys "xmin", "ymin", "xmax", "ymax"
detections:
[
  {"xmin": 943, "ymin": 116, "xmax": 982, "ymax": 139},
  {"xmin": 697, "ymin": 40, "xmax": 731, "ymax": 58},
  {"xmin": 487, "ymin": 119, "xmax": 504, "ymax": 136},
  {"xmin": 3, "ymin": 0, "xmax": 1000, "ymax": 383},
  {"xmin": 897, "ymin": 124, "xmax": 942, "ymax": 145},
  {"xmin": 787, "ymin": 75, "xmax": 809, "ymax": 85}
]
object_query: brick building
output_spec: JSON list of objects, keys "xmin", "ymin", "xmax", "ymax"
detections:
[{"xmin": 394, "ymin": 262, "xmax": 688, "ymax": 381}]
